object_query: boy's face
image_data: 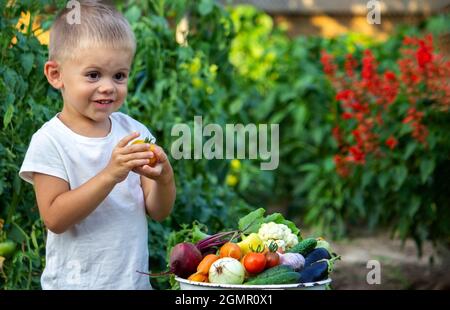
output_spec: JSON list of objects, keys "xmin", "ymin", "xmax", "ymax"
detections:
[{"xmin": 56, "ymin": 47, "xmax": 132, "ymax": 125}]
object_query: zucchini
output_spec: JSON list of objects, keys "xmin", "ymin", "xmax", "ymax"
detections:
[
  {"xmin": 287, "ymin": 238, "xmax": 317, "ymax": 256},
  {"xmin": 245, "ymin": 271, "xmax": 300, "ymax": 285}
]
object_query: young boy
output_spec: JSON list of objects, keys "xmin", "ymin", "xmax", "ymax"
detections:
[{"xmin": 19, "ymin": 1, "xmax": 176, "ymax": 289}]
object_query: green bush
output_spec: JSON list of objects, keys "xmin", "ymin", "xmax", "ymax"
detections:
[
  {"xmin": 227, "ymin": 6, "xmax": 450, "ymax": 250},
  {"xmin": 1, "ymin": 0, "xmax": 449, "ymax": 289},
  {"xmin": 0, "ymin": 0, "xmax": 252, "ymax": 289}
]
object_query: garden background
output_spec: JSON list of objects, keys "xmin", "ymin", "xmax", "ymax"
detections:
[{"xmin": 0, "ymin": 0, "xmax": 449, "ymax": 289}]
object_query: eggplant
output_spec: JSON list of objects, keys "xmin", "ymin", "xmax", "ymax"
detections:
[
  {"xmin": 304, "ymin": 247, "xmax": 331, "ymax": 267},
  {"xmin": 298, "ymin": 260, "xmax": 328, "ymax": 283}
]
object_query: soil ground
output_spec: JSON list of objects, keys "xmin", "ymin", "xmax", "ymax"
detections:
[{"xmin": 329, "ymin": 232, "xmax": 450, "ymax": 290}]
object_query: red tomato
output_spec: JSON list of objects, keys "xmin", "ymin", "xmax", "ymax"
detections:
[
  {"xmin": 265, "ymin": 251, "xmax": 280, "ymax": 269},
  {"xmin": 243, "ymin": 252, "xmax": 266, "ymax": 274}
]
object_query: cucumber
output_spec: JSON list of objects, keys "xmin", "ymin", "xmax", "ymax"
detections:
[
  {"xmin": 287, "ymin": 238, "xmax": 317, "ymax": 256},
  {"xmin": 245, "ymin": 271, "xmax": 300, "ymax": 285},
  {"xmin": 247, "ymin": 265, "xmax": 294, "ymax": 281}
]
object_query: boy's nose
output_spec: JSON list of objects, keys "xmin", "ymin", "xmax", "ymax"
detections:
[{"xmin": 98, "ymin": 79, "xmax": 115, "ymax": 94}]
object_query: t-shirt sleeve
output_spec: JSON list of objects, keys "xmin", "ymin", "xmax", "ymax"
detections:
[{"xmin": 19, "ymin": 131, "xmax": 68, "ymax": 185}]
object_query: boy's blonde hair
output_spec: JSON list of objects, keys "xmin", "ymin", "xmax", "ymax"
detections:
[{"xmin": 49, "ymin": 0, "xmax": 136, "ymax": 62}]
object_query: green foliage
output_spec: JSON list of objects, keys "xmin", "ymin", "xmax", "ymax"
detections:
[
  {"xmin": 1, "ymin": 0, "xmax": 449, "ymax": 289},
  {"xmin": 0, "ymin": 0, "xmax": 252, "ymax": 289},
  {"xmin": 0, "ymin": 0, "xmax": 63, "ymax": 289},
  {"xmin": 226, "ymin": 6, "xmax": 450, "ymax": 251}
]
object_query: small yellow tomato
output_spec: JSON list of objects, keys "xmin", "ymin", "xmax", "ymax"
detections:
[{"xmin": 132, "ymin": 137, "xmax": 158, "ymax": 167}]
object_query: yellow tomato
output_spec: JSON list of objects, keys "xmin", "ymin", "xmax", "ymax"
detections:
[
  {"xmin": 226, "ymin": 174, "xmax": 238, "ymax": 187},
  {"xmin": 131, "ymin": 137, "xmax": 157, "ymax": 167}
]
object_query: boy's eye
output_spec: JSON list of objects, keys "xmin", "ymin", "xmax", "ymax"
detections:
[
  {"xmin": 114, "ymin": 72, "xmax": 127, "ymax": 81},
  {"xmin": 86, "ymin": 72, "xmax": 100, "ymax": 80}
]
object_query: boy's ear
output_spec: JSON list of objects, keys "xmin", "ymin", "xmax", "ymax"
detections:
[{"xmin": 44, "ymin": 61, "xmax": 63, "ymax": 89}]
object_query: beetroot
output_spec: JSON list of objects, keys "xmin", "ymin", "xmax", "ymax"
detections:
[
  {"xmin": 136, "ymin": 242, "xmax": 202, "ymax": 279},
  {"xmin": 169, "ymin": 242, "xmax": 202, "ymax": 278},
  {"xmin": 136, "ymin": 231, "xmax": 240, "ymax": 278}
]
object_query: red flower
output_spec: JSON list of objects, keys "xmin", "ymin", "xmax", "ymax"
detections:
[
  {"xmin": 333, "ymin": 155, "xmax": 350, "ymax": 177},
  {"xmin": 322, "ymin": 34, "xmax": 448, "ymax": 177},
  {"xmin": 345, "ymin": 54, "xmax": 357, "ymax": 77},
  {"xmin": 385, "ymin": 136, "xmax": 398, "ymax": 150},
  {"xmin": 362, "ymin": 50, "xmax": 375, "ymax": 81},
  {"xmin": 321, "ymin": 51, "xmax": 336, "ymax": 76},
  {"xmin": 384, "ymin": 71, "xmax": 396, "ymax": 81},
  {"xmin": 336, "ymin": 89, "xmax": 353, "ymax": 101},
  {"xmin": 341, "ymin": 112, "xmax": 353, "ymax": 120},
  {"xmin": 348, "ymin": 146, "xmax": 365, "ymax": 164},
  {"xmin": 332, "ymin": 126, "xmax": 341, "ymax": 143},
  {"xmin": 416, "ymin": 40, "xmax": 433, "ymax": 69}
]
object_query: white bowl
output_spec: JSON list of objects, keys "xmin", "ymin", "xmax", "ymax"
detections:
[{"xmin": 175, "ymin": 276, "xmax": 331, "ymax": 290}]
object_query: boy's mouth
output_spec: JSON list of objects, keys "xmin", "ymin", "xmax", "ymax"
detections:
[{"xmin": 94, "ymin": 99, "xmax": 114, "ymax": 105}]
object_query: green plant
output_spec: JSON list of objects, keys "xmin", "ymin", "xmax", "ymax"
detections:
[
  {"xmin": 307, "ymin": 34, "xmax": 450, "ymax": 251},
  {"xmin": 0, "ymin": 0, "xmax": 253, "ymax": 289}
]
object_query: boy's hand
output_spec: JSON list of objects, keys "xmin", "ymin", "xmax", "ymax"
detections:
[
  {"xmin": 132, "ymin": 144, "xmax": 173, "ymax": 184},
  {"xmin": 104, "ymin": 132, "xmax": 155, "ymax": 184}
]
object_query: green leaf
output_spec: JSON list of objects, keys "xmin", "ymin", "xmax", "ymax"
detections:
[
  {"xmin": 292, "ymin": 104, "xmax": 308, "ymax": 135},
  {"xmin": 362, "ymin": 170, "xmax": 374, "ymax": 188},
  {"xmin": 270, "ymin": 104, "xmax": 295, "ymax": 124},
  {"xmin": 31, "ymin": 229, "xmax": 38, "ymax": 249},
  {"xmin": 238, "ymin": 207, "xmax": 265, "ymax": 233},
  {"xmin": 125, "ymin": 6, "xmax": 141, "ymax": 24},
  {"xmin": 3, "ymin": 103, "xmax": 14, "ymax": 128},
  {"xmin": 323, "ymin": 156, "xmax": 334, "ymax": 172},
  {"xmin": 311, "ymin": 127, "xmax": 324, "ymax": 145},
  {"xmin": 408, "ymin": 196, "xmax": 421, "ymax": 219},
  {"xmin": 3, "ymin": 67, "xmax": 18, "ymax": 89},
  {"xmin": 299, "ymin": 163, "xmax": 318, "ymax": 173},
  {"xmin": 20, "ymin": 53, "xmax": 34, "ymax": 76},
  {"xmin": 7, "ymin": 223, "xmax": 27, "ymax": 243},
  {"xmin": 198, "ymin": 0, "xmax": 213, "ymax": 16},
  {"xmin": 403, "ymin": 142, "xmax": 417, "ymax": 160},
  {"xmin": 229, "ymin": 98, "xmax": 243, "ymax": 115},
  {"xmin": 393, "ymin": 165, "xmax": 408, "ymax": 190},
  {"xmin": 377, "ymin": 173, "xmax": 389, "ymax": 190},
  {"xmin": 420, "ymin": 159, "xmax": 435, "ymax": 184}
]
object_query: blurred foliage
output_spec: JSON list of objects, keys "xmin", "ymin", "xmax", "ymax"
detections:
[
  {"xmin": 226, "ymin": 7, "xmax": 450, "ymax": 252},
  {"xmin": 0, "ymin": 0, "xmax": 252, "ymax": 289},
  {"xmin": 0, "ymin": 0, "xmax": 449, "ymax": 289}
]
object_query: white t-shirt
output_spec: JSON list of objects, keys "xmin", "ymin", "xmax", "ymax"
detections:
[{"xmin": 19, "ymin": 112, "xmax": 155, "ymax": 290}]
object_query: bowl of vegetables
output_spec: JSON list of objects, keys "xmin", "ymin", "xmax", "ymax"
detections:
[
  {"xmin": 139, "ymin": 208, "xmax": 340, "ymax": 290},
  {"xmin": 175, "ymin": 276, "xmax": 332, "ymax": 290}
]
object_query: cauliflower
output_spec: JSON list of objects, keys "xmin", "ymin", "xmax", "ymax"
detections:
[{"xmin": 257, "ymin": 222, "xmax": 299, "ymax": 251}]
